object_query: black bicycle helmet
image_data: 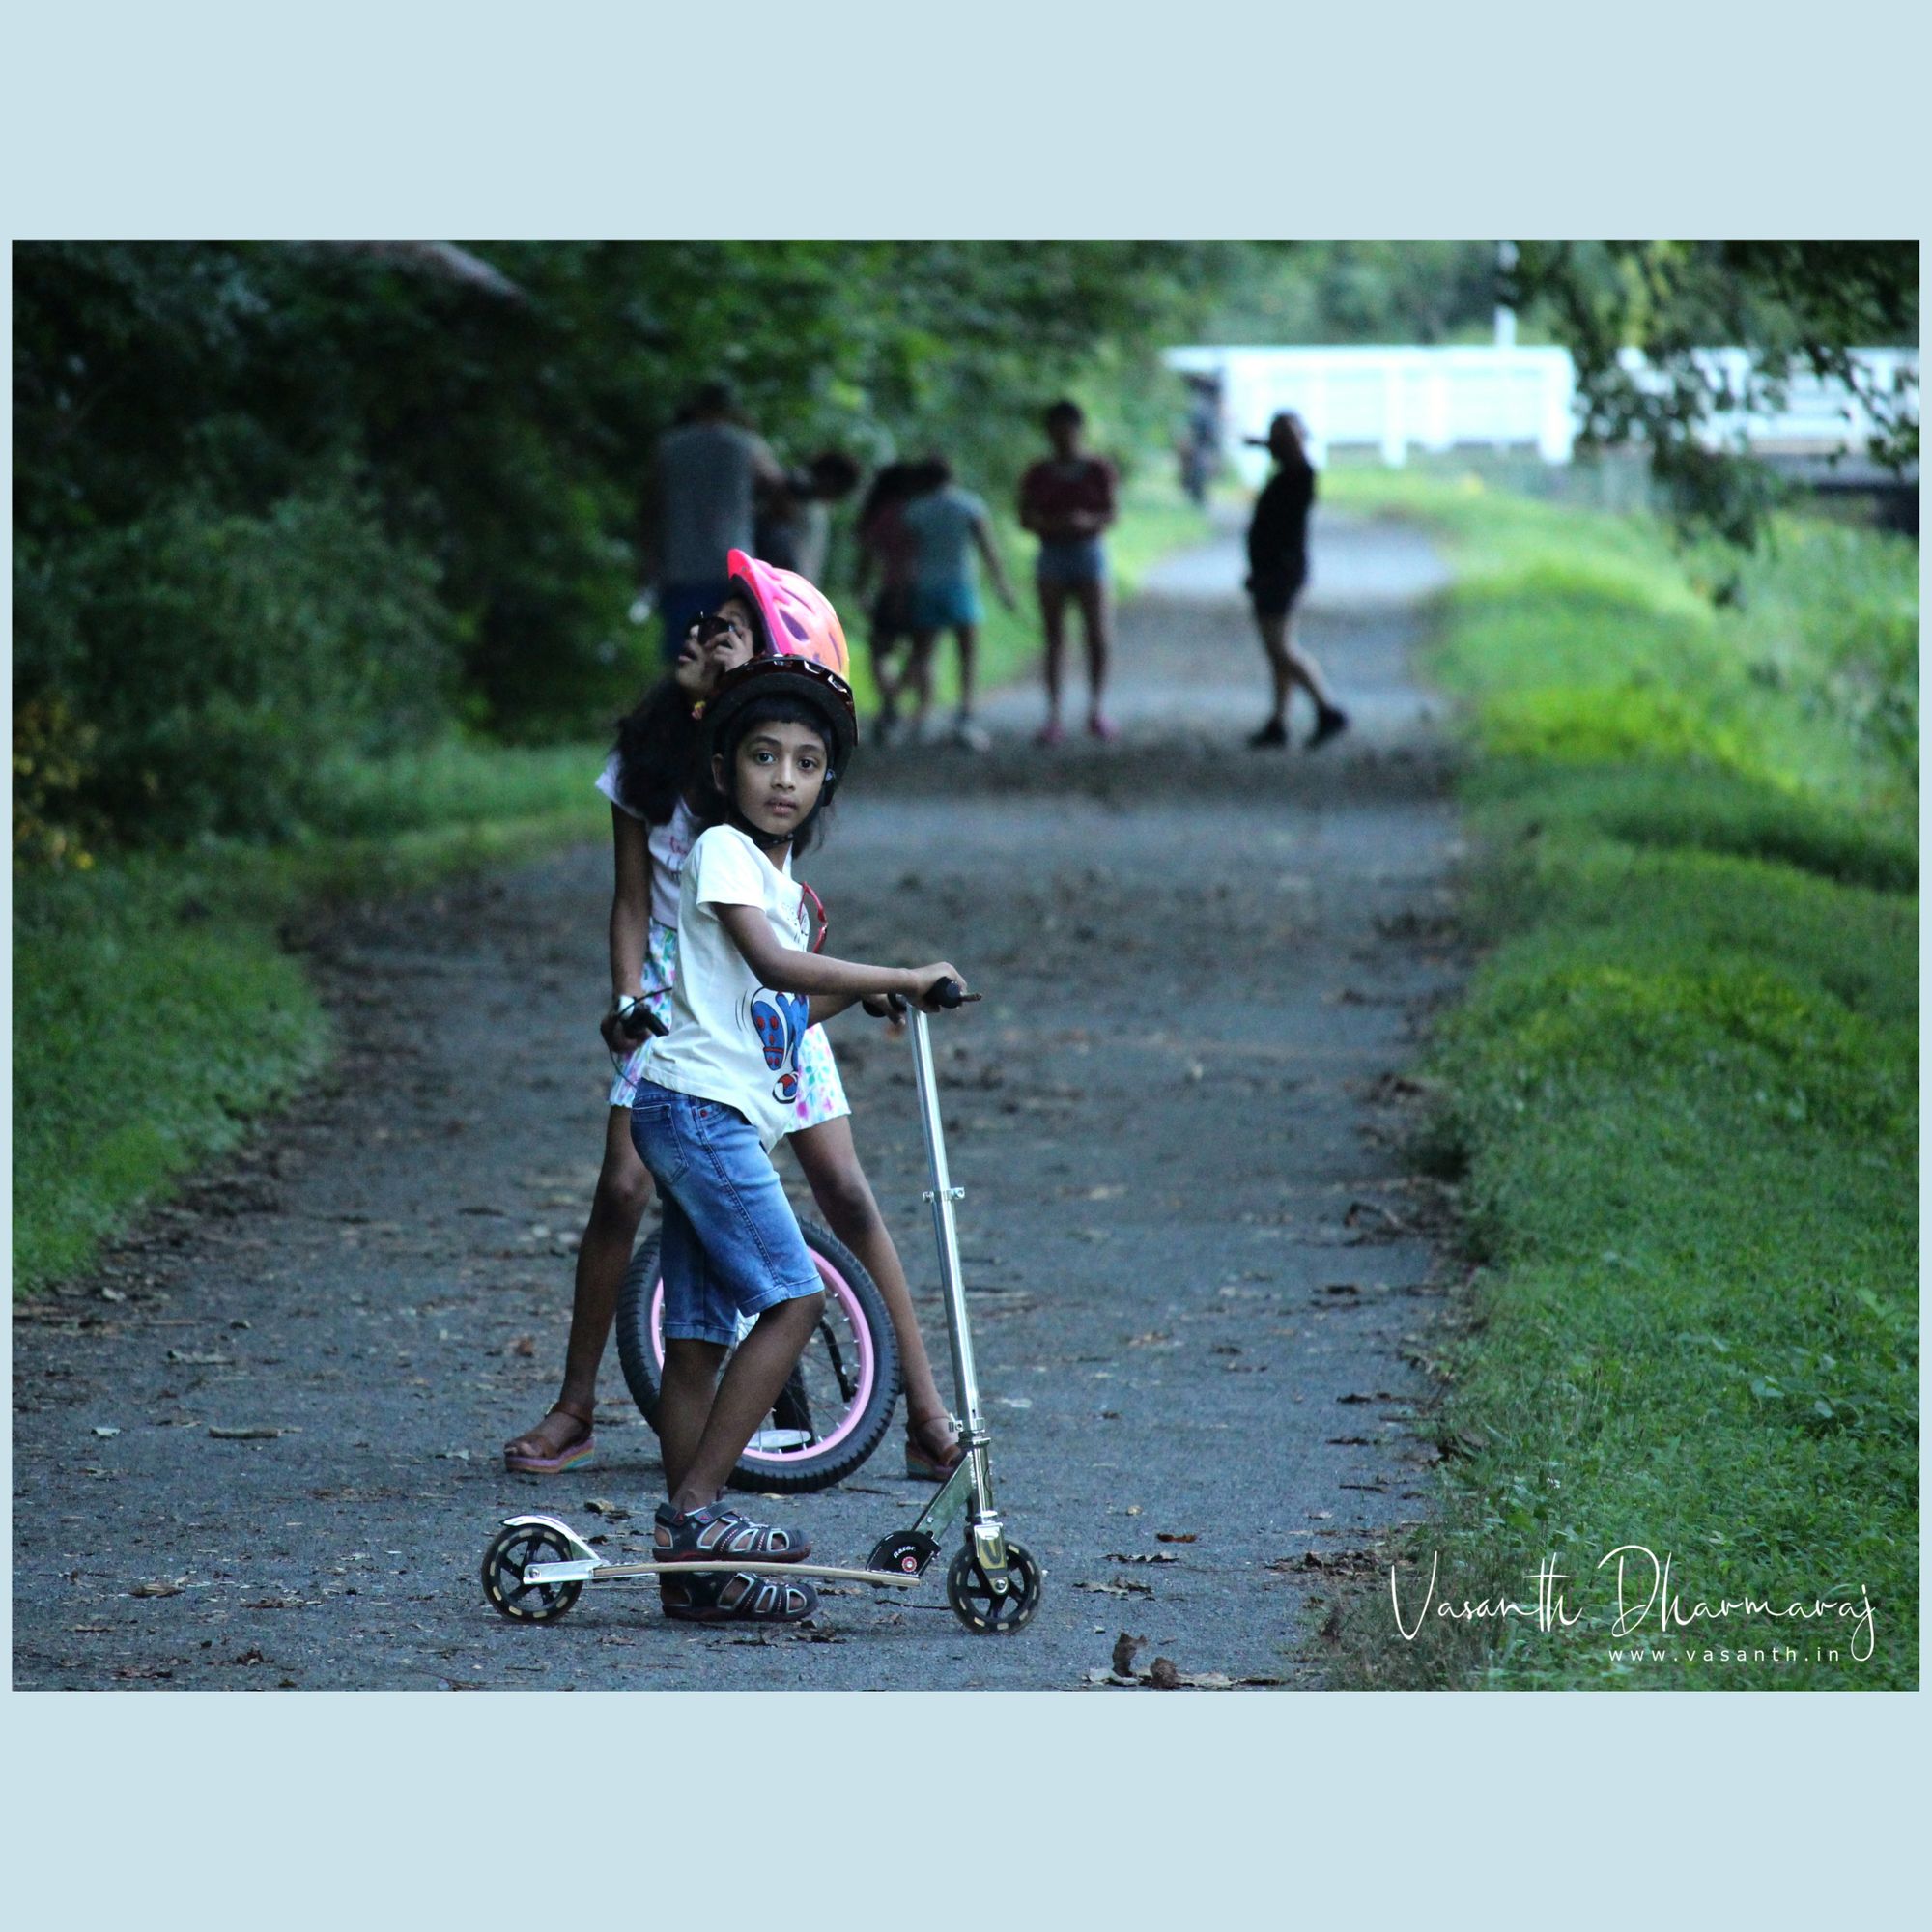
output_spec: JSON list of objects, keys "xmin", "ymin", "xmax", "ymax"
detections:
[{"xmin": 702, "ymin": 654, "xmax": 859, "ymax": 780}]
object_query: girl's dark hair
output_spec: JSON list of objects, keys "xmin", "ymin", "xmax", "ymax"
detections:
[
  {"xmin": 1044, "ymin": 398, "xmax": 1085, "ymax": 431},
  {"xmin": 611, "ymin": 676, "xmax": 701, "ymax": 825},
  {"xmin": 704, "ymin": 693, "xmax": 838, "ymax": 856},
  {"xmin": 857, "ymin": 460, "xmax": 920, "ymax": 534}
]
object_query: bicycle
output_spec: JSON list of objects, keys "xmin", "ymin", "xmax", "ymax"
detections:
[{"xmin": 612, "ymin": 1216, "xmax": 901, "ymax": 1494}]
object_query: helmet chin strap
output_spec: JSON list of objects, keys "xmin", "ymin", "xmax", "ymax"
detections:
[{"xmin": 724, "ymin": 770, "xmax": 837, "ymax": 851}]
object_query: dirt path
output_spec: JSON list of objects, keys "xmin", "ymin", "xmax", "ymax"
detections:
[{"xmin": 13, "ymin": 509, "xmax": 1465, "ymax": 1691}]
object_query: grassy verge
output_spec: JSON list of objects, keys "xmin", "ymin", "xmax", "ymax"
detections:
[
  {"xmin": 13, "ymin": 488, "xmax": 1208, "ymax": 1297},
  {"xmin": 1321, "ymin": 469, "xmax": 1918, "ymax": 1690}
]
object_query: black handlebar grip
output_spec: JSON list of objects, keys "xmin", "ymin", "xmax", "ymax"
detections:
[{"xmin": 933, "ymin": 978, "xmax": 964, "ymax": 1009}]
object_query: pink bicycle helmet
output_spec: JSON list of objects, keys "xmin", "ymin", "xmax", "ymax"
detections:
[{"xmin": 727, "ymin": 549, "xmax": 850, "ymax": 680}]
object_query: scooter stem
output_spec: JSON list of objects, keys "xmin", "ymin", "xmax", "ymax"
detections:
[{"xmin": 908, "ymin": 1008, "xmax": 985, "ymax": 1446}]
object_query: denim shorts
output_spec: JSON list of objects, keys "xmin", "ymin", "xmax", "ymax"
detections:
[
  {"xmin": 627, "ymin": 1079, "xmax": 822, "ymax": 1346},
  {"xmin": 909, "ymin": 578, "xmax": 982, "ymax": 631},
  {"xmin": 1035, "ymin": 536, "xmax": 1107, "ymax": 586}
]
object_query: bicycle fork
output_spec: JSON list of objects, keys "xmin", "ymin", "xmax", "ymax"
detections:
[{"xmin": 904, "ymin": 1008, "xmax": 1011, "ymax": 1594}]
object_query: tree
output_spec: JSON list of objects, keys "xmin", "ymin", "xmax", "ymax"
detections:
[{"xmin": 1510, "ymin": 241, "xmax": 1919, "ymax": 547}]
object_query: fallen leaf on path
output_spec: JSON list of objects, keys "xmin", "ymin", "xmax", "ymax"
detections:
[
  {"xmin": 1106, "ymin": 1552, "xmax": 1179, "ymax": 1565},
  {"xmin": 209, "ymin": 1426, "xmax": 285, "ymax": 1440},
  {"xmin": 583, "ymin": 1498, "xmax": 629, "ymax": 1519},
  {"xmin": 1111, "ymin": 1633, "xmax": 1145, "ymax": 1676},
  {"xmin": 1155, "ymin": 1532, "xmax": 1198, "ymax": 1544},
  {"xmin": 437, "ymin": 1448, "xmax": 472, "ymax": 1462},
  {"xmin": 1148, "ymin": 1657, "xmax": 1181, "ymax": 1690},
  {"xmin": 93, "ymin": 1426, "xmax": 121, "ymax": 1438},
  {"xmin": 507, "ymin": 1334, "xmax": 536, "ymax": 1357},
  {"xmin": 168, "ymin": 1350, "xmax": 235, "ymax": 1366},
  {"xmin": 131, "ymin": 1579, "xmax": 184, "ymax": 1599},
  {"xmin": 1075, "ymin": 1579, "xmax": 1153, "ymax": 1599},
  {"xmin": 1085, "ymin": 1184, "xmax": 1126, "ymax": 1200}
]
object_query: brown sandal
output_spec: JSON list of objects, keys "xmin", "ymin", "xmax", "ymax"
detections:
[{"xmin": 503, "ymin": 1403, "xmax": 596, "ymax": 1475}]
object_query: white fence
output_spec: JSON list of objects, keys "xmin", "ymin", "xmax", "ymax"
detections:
[
  {"xmin": 1166, "ymin": 345, "xmax": 1576, "ymax": 480},
  {"xmin": 1166, "ymin": 344, "xmax": 1918, "ymax": 482}
]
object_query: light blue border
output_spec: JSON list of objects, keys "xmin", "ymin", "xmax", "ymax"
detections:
[{"xmin": 5, "ymin": 0, "xmax": 1925, "ymax": 1912}]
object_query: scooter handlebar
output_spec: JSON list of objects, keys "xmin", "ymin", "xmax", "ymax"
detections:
[{"xmin": 867, "ymin": 977, "xmax": 980, "ymax": 1019}]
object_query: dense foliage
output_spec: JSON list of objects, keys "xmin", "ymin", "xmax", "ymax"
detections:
[
  {"xmin": 14, "ymin": 239, "xmax": 1229, "ymax": 857},
  {"xmin": 1510, "ymin": 241, "xmax": 1919, "ymax": 546}
]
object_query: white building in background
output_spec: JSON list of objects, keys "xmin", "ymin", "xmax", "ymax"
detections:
[
  {"xmin": 1166, "ymin": 344, "xmax": 1918, "ymax": 485},
  {"xmin": 1166, "ymin": 344, "xmax": 1576, "ymax": 482}
]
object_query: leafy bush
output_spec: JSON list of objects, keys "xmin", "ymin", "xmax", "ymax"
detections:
[{"xmin": 14, "ymin": 480, "xmax": 454, "ymax": 848}]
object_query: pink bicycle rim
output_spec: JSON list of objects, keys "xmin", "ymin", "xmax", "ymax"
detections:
[{"xmin": 648, "ymin": 1251, "xmax": 876, "ymax": 1462}]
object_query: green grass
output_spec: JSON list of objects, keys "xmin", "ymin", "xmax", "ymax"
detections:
[
  {"xmin": 1321, "ymin": 469, "xmax": 1918, "ymax": 1691},
  {"xmin": 12, "ymin": 488, "xmax": 1208, "ymax": 1297}
]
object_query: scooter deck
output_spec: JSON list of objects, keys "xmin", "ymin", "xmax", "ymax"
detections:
[{"xmin": 526, "ymin": 1557, "xmax": 922, "ymax": 1589}]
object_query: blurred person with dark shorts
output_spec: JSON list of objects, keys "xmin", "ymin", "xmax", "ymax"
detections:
[{"xmin": 1245, "ymin": 412, "xmax": 1347, "ymax": 750}]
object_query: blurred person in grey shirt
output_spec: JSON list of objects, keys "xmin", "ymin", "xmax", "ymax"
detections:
[{"xmin": 648, "ymin": 380, "xmax": 785, "ymax": 660}]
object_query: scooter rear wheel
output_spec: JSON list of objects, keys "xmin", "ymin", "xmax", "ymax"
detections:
[
  {"xmin": 946, "ymin": 1540, "xmax": 1041, "ymax": 1634},
  {"xmin": 615, "ymin": 1220, "xmax": 901, "ymax": 1494},
  {"xmin": 481, "ymin": 1522, "xmax": 582, "ymax": 1624}
]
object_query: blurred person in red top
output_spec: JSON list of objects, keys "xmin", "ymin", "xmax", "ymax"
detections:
[
  {"xmin": 1017, "ymin": 399, "xmax": 1119, "ymax": 744},
  {"xmin": 853, "ymin": 460, "xmax": 932, "ymax": 745}
]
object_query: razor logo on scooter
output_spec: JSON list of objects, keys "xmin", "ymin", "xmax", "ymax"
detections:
[{"xmin": 748, "ymin": 986, "xmax": 810, "ymax": 1104}]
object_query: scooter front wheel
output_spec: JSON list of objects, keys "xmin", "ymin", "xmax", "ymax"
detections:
[
  {"xmin": 946, "ymin": 1541, "xmax": 1041, "ymax": 1634},
  {"xmin": 614, "ymin": 1220, "xmax": 901, "ymax": 1494}
]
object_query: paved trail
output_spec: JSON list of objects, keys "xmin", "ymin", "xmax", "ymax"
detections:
[{"xmin": 14, "ymin": 509, "xmax": 1464, "ymax": 1691}]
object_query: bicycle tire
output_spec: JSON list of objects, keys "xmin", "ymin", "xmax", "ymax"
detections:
[{"xmin": 615, "ymin": 1218, "xmax": 902, "ymax": 1494}]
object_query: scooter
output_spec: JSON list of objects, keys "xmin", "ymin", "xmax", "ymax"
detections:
[{"xmin": 480, "ymin": 981, "xmax": 1041, "ymax": 1634}]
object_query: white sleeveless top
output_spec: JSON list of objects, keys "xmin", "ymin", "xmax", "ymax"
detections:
[{"xmin": 597, "ymin": 753, "xmax": 698, "ymax": 931}]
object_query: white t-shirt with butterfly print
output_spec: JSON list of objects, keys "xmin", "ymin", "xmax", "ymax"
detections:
[{"xmin": 635, "ymin": 823, "xmax": 812, "ymax": 1151}]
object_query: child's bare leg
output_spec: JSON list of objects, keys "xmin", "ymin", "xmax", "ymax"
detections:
[
  {"xmin": 1074, "ymin": 578, "xmax": 1112, "ymax": 721},
  {"xmin": 791, "ymin": 1116, "xmax": 956, "ymax": 1460},
  {"xmin": 905, "ymin": 630, "xmax": 939, "ymax": 732},
  {"xmin": 1282, "ymin": 614, "xmax": 1339, "ymax": 710},
  {"xmin": 954, "ymin": 621, "xmax": 979, "ymax": 718},
  {"xmin": 1256, "ymin": 611, "xmax": 1293, "ymax": 728},
  {"xmin": 656, "ymin": 1337, "xmax": 728, "ymax": 1497},
  {"xmin": 668, "ymin": 1293, "xmax": 825, "ymax": 1511},
  {"xmin": 1037, "ymin": 579, "xmax": 1068, "ymax": 728},
  {"xmin": 504, "ymin": 1107, "xmax": 653, "ymax": 1462}
]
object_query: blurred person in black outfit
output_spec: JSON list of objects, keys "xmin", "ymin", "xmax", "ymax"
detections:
[{"xmin": 1244, "ymin": 412, "xmax": 1348, "ymax": 750}]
